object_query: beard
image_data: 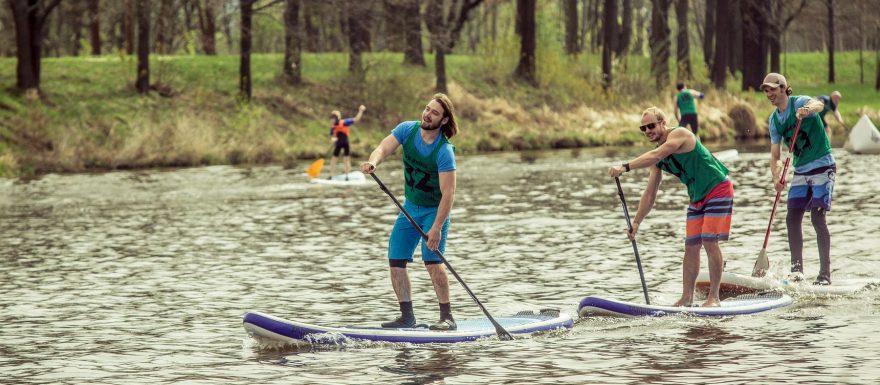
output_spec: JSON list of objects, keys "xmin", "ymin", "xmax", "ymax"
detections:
[{"xmin": 420, "ymin": 121, "xmax": 441, "ymax": 131}]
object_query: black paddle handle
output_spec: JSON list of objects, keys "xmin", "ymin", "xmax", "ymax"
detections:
[
  {"xmin": 615, "ymin": 177, "xmax": 651, "ymax": 305},
  {"xmin": 369, "ymin": 173, "xmax": 514, "ymax": 341}
]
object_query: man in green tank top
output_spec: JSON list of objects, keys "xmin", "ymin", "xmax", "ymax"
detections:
[
  {"xmin": 361, "ymin": 94, "xmax": 460, "ymax": 330},
  {"xmin": 673, "ymin": 83, "xmax": 704, "ymax": 135},
  {"xmin": 761, "ymin": 73, "xmax": 836, "ymax": 285},
  {"xmin": 608, "ymin": 107, "xmax": 734, "ymax": 307}
]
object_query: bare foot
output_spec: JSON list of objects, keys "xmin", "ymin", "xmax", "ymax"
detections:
[
  {"xmin": 701, "ymin": 297, "xmax": 721, "ymax": 307},
  {"xmin": 672, "ymin": 297, "xmax": 693, "ymax": 307}
]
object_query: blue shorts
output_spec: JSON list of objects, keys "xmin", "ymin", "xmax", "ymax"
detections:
[
  {"xmin": 388, "ymin": 200, "xmax": 450, "ymax": 263},
  {"xmin": 788, "ymin": 164, "xmax": 836, "ymax": 210}
]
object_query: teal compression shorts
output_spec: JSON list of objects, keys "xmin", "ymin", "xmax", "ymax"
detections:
[{"xmin": 388, "ymin": 200, "xmax": 450, "ymax": 263}]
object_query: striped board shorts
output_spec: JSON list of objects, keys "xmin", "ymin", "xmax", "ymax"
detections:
[
  {"xmin": 788, "ymin": 164, "xmax": 836, "ymax": 211},
  {"xmin": 686, "ymin": 180, "xmax": 734, "ymax": 246}
]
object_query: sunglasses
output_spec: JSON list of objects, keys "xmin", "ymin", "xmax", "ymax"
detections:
[{"xmin": 639, "ymin": 121, "xmax": 662, "ymax": 132}]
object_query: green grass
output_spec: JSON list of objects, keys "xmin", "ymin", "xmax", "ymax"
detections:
[{"xmin": 0, "ymin": 49, "xmax": 877, "ymax": 178}]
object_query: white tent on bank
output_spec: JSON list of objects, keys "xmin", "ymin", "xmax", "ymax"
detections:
[{"xmin": 844, "ymin": 115, "xmax": 880, "ymax": 155}]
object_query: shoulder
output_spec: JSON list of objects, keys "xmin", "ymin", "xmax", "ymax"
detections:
[{"xmin": 393, "ymin": 121, "xmax": 418, "ymax": 134}]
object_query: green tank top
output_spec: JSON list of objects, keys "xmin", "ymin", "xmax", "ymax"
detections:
[
  {"xmin": 772, "ymin": 96, "xmax": 831, "ymax": 168},
  {"xmin": 656, "ymin": 128, "xmax": 729, "ymax": 202},
  {"xmin": 402, "ymin": 124, "xmax": 451, "ymax": 207},
  {"xmin": 676, "ymin": 90, "xmax": 697, "ymax": 115}
]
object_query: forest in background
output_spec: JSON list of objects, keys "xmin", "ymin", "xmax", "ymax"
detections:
[{"xmin": 1, "ymin": 0, "xmax": 879, "ymax": 178}]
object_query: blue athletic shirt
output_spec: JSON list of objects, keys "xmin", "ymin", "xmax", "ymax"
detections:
[
  {"xmin": 768, "ymin": 96, "xmax": 835, "ymax": 173},
  {"xmin": 392, "ymin": 121, "xmax": 456, "ymax": 172}
]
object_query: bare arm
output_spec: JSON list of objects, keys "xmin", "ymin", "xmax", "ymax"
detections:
[
  {"xmin": 632, "ymin": 166, "xmax": 662, "ymax": 226},
  {"xmin": 833, "ymin": 109, "xmax": 844, "ymax": 125},
  {"xmin": 797, "ymin": 98, "xmax": 824, "ymax": 119},
  {"xmin": 770, "ymin": 142, "xmax": 783, "ymax": 191},
  {"xmin": 673, "ymin": 97, "xmax": 680, "ymax": 121},
  {"xmin": 426, "ymin": 171, "xmax": 456, "ymax": 250},
  {"xmin": 689, "ymin": 89, "xmax": 704, "ymax": 99},
  {"xmin": 610, "ymin": 129, "xmax": 689, "ymax": 176},
  {"xmin": 361, "ymin": 134, "xmax": 400, "ymax": 173},
  {"xmin": 352, "ymin": 105, "xmax": 366, "ymax": 123}
]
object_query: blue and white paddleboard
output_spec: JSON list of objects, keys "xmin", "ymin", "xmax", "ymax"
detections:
[
  {"xmin": 243, "ymin": 309, "xmax": 573, "ymax": 345},
  {"xmin": 695, "ymin": 271, "xmax": 878, "ymax": 296},
  {"xmin": 309, "ymin": 171, "xmax": 368, "ymax": 186},
  {"xmin": 578, "ymin": 291, "xmax": 792, "ymax": 317}
]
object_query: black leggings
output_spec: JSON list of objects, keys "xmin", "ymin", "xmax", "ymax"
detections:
[{"xmin": 786, "ymin": 207, "xmax": 831, "ymax": 281}]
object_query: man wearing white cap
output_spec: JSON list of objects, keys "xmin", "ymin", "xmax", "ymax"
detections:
[{"xmin": 760, "ymin": 73, "xmax": 835, "ymax": 285}]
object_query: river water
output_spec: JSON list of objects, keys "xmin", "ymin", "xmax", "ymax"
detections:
[{"xmin": 1, "ymin": 147, "xmax": 878, "ymax": 384}]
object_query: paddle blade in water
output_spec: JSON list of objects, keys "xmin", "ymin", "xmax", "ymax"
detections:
[
  {"xmin": 752, "ymin": 249, "xmax": 770, "ymax": 277},
  {"xmin": 306, "ymin": 159, "xmax": 325, "ymax": 179}
]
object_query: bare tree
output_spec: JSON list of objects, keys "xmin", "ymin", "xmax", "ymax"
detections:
[
  {"xmin": 283, "ymin": 0, "xmax": 302, "ymax": 85},
  {"xmin": 675, "ymin": 0, "xmax": 691, "ymax": 80},
  {"xmin": 347, "ymin": 1, "xmax": 371, "ymax": 79},
  {"xmin": 649, "ymin": 0, "xmax": 672, "ymax": 90},
  {"xmin": 195, "ymin": 0, "xmax": 217, "ymax": 55},
  {"xmin": 826, "ymin": 0, "xmax": 835, "ymax": 83},
  {"xmin": 616, "ymin": 0, "xmax": 632, "ymax": 56},
  {"xmin": 88, "ymin": 0, "xmax": 101, "ymax": 55},
  {"xmin": 8, "ymin": 0, "xmax": 63, "ymax": 93},
  {"xmin": 514, "ymin": 0, "xmax": 536, "ymax": 85},
  {"xmin": 240, "ymin": 0, "xmax": 254, "ymax": 99},
  {"xmin": 741, "ymin": 0, "xmax": 768, "ymax": 91},
  {"xmin": 768, "ymin": 0, "xmax": 807, "ymax": 73},
  {"xmin": 424, "ymin": 0, "xmax": 484, "ymax": 93},
  {"xmin": 392, "ymin": 0, "xmax": 425, "ymax": 65},
  {"xmin": 601, "ymin": 0, "xmax": 616, "ymax": 90},
  {"xmin": 564, "ymin": 0, "xmax": 578, "ymax": 55},
  {"xmin": 702, "ymin": 0, "xmax": 714, "ymax": 67},
  {"xmin": 136, "ymin": 0, "xmax": 150, "ymax": 94},
  {"xmin": 710, "ymin": 0, "xmax": 730, "ymax": 88}
]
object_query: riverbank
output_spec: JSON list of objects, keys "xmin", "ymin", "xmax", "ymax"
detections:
[{"xmin": 1, "ymin": 51, "xmax": 877, "ymax": 178}]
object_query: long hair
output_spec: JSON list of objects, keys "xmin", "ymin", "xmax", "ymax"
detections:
[
  {"xmin": 432, "ymin": 93, "xmax": 458, "ymax": 139},
  {"xmin": 642, "ymin": 106, "xmax": 666, "ymax": 123}
]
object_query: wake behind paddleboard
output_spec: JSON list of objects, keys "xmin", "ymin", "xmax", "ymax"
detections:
[
  {"xmin": 243, "ymin": 309, "xmax": 573, "ymax": 345},
  {"xmin": 309, "ymin": 171, "xmax": 368, "ymax": 186},
  {"xmin": 694, "ymin": 271, "xmax": 877, "ymax": 297},
  {"xmin": 578, "ymin": 291, "xmax": 792, "ymax": 317}
]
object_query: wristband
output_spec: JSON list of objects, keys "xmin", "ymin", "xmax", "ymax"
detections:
[{"xmin": 624, "ymin": 163, "xmax": 630, "ymax": 172}]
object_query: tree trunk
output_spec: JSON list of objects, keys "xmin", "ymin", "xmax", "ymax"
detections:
[
  {"xmin": 514, "ymin": 0, "xmax": 537, "ymax": 85},
  {"xmin": 347, "ymin": 2, "xmax": 370, "ymax": 79},
  {"xmin": 632, "ymin": 0, "xmax": 645, "ymax": 54},
  {"xmin": 675, "ymin": 0, "xmax": 690, "ymax": 80},
  {"xmin": 155, "ymin": 0, "xmax": 171, "ymax": 54},
  {"xmin": 740, "ymin": 0, "xmax": 767, "ymax": 91},
  {"xmin": 402, "ymin": 0, "xmax": 425, "ymax": 65},
  {"xmin": 88, "ymin": 0, "xmax": 101, "ymax": 55},
  {"xmin": 649, "ymin": 0, "xmax": 671, "ymax": 90},
  {"xmin": 70, "ymin": 2, "xmax": 85, "ymax": 56},
  {"xmin": 826, "ymin": 0, "xmax": 835, "ymax": 83},
  {"xmin": 124, "ymin": 0, "xmax": 135, "ymax": 54},
  {"xmin": 9, "ymin": 0, "xmax": 62, "ymax": 93},
  {"xmin": 435, "ymin": 48, "xmax": 447, "ymax": 93},
  {"xmin": 564, "ymin": 0, "xmax": 578, "ymax": 55},
  {"xmin": 616, "ymin": 0, "xmax": 632, "ymax": 56},
  {"xmin": 728, "ymin": 0, "xmax": 741, "ymax": 76},
  {"xmin": 283, "ymin": 0, "xmax": 302, "ymax": 85},
  {"xmin": 579, "ymin": 0, "xmax": 589, "ymax": 51},
  {"xmin": 710, "ymin": 0, "xmax": 729, "ymax": 88},
  {"xmin": 136, "ymin": 0, "xmax": 150, "ymax": 94},
  {"xmin": 601, "ymin": 0, "xmax": 616, "ymax": 90},
  {"xmin": 702, "ymin": 0, "xmax": 715, "ymax": 68},
  {"xmin": 240, "ymin": 0, "xmax": 253, "ymax": 100},
  {"xmin": 196, "ymin": 0, "xmax": 217, "ymax": 55},
  {"xmin": 425, "ymin": 0, "xmax": 484, "ymax": 93}
]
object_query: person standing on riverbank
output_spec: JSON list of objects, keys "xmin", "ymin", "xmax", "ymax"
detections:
[
  {"xmin": 608, "ymin": 107, "xmax": 733, "ymax": 307},
  {"xmin": 361, "ymin": 93, "xmax": 459, "ymax": 330},
  {"xmin": 816, "ymin": 91, "xmax": 844, "ymax": 138},
  {"xmin": 761, "ymin": 73, "xmax": 835, "ymax": 285},
  {"xmin": 328, "ymin": 105, "xmax": 366, "ymax": 179},
  {"xmin": 673, "ymin": 83, "xmax": 704, "ymax": 135}
]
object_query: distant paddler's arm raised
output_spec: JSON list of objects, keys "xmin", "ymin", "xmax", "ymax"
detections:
[
  {"xmin": 361, "ymin": 134, "xmax": 401, "ymax": 173},
  {"xmin": 426, "ymin": 171, "xmax": 456, "ymax": 251}
]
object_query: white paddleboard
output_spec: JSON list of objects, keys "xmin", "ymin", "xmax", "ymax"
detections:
[
  {"xmin": 578, "ymin": 291, "xmax": 792, "ymax": 317},
  {"xmin": 695, "ymin": 271, "xmax": 878, "ymax": 296},
  {"xmin": 309, "ymin": 171, "xmax": 368, "ymax": 186},
  {"xmin": 243, "ymin": 309, "xmax": 573, "ymax": 345},
  {"xmin": 712, "ymin": 149, "xmax": 739, "ymax": 162},
  {"xmin": 845, "ymin": 115, "xmax": 880, "ymax": 154}
]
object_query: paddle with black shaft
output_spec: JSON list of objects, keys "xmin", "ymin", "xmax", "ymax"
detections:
[
  {"xmin": 753, "ymin": 117, "xmax": 803, "ymax": 277},
  {"xmin": 614, "ymin": 177, "xmax": 651, "ymax": 304},
  {"xmin": 368, "ymin": 172, "xmax": 514, "ymax": 341}
]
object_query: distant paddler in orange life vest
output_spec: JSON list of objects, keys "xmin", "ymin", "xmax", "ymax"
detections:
[{"xmin": 328, "ymin": 105, "xmax": 366, "ymax": 179}]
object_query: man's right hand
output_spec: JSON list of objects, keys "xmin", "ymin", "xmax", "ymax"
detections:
[
  {"xmin": 627, "ymin": 222, "xmax": 640, "ymax": 240},
  {"xmin": 361, "ymin": 162, "xmax": 376, "ymax": 174}
]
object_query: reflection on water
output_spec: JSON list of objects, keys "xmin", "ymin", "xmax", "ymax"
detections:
[{"xmin": 1, "ymin": 148, "xmax": 879, "ymax": 384}]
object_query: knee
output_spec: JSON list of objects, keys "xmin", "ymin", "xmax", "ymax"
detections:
[{"xmin": 389, "ymin": 259, "xmax": 408, "ymax": 269}]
